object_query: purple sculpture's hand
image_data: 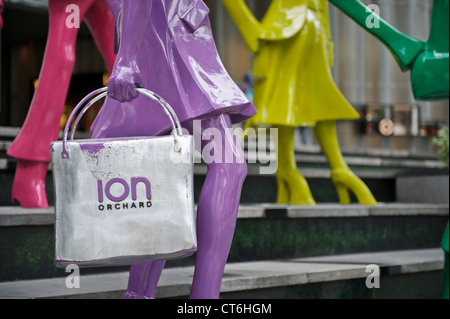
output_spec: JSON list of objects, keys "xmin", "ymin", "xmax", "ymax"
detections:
[
  {"xmin": 107, "ymin": 58, "xmax": 142, "ymax": 102},
  {"xmin": 106, "ymin": 0, "xmax": 151, "ymax": 103},
  {"xmin": 1, "ymin": 0, "xmax": 4, "ymax": 29}
]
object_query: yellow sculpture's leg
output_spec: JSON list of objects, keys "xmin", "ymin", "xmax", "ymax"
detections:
[
  {"xmin": 276, "ymin": 176, "xmax": 289, "ymax": 204},
  {"xmin": 275, "ymin": 125, "xmax": 316, "ymax": 205},
  {"xmin": 313, "ymin": 120, "xmax": 377, "ymax": 205}
]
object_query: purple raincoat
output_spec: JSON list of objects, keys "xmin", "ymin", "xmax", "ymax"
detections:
[{"xmin": 91, "ymin": 0, "xmax": 256, "ymax": 138}]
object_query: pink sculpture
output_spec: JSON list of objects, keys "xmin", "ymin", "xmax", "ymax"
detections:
[
  {"xmin": 90, "ymin": 0, "xmax": 256, "ymax": 298},
  {"xmin": 6, "ymin": 0, "xmax": 116, "ymax": 208}
]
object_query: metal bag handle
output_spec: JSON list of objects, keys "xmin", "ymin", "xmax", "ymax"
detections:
[{"xmin": 62, "ymin": 87, "xmax": 184, "ymax": 159}]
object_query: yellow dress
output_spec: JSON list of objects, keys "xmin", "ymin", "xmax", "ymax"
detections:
[
  {"xmin": 223, "ymin": 0, "xmax": 359, "ymax": 128},
  {"xmin": 223, "ymin": 0, "xmax": 377, "ymax": 207}
]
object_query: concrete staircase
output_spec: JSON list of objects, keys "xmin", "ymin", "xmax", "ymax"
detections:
[
  {"xmin": 0, "ymin": 247, "xmax": 444, "ymax": 299},
  {"xmin": 0, "ymin": 203, "xmax": 448, "ymax": 299},
  {"xmin": 0, "ymin": 126, "xmax": 448, "ymax": 299}
]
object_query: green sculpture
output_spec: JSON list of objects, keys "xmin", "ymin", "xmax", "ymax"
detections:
[
  {"xmin": 329, "ymin": 0, "xmax": 449, "ymax": 299},
  {"xmin": 442, "ymin": 224, "xmax": 449, "ymax": 299},
  {"xmin": 329, "ymin": 0, "xmax": 449, "ymax": 101}
]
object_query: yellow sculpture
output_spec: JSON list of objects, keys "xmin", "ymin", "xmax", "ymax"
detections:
[{"xmin": 222, "ymin": 0, "xmax": 377, "ymax": 205}]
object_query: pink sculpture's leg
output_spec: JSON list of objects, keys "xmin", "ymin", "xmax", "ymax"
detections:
[
  {"xmin": 84, "ymin": 0, "xmax": 116, "ymax": 73},
  {"xmin": 7, "ymin": 0, "xmax": 115, "ymax": 208},
  {"xmin": 11, "ymin": 159, "xmax": 49, "ymax": 208},
  {"xmin": 121, "ymin": 114, "xmax": 247, "ymax": 299},
  {"xmin": 7, "ymin": 0, "xmax": 87, "ymax": 207}
]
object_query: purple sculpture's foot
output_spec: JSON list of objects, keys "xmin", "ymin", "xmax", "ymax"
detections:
[{"xmin": 122, "ymin": 292, "xmax": 154, "ymax": 299}]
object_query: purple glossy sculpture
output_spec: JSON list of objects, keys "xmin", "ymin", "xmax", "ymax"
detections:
[{"xmin": 91, "ymin": 0, "xmax": 256, "ymax": 299}]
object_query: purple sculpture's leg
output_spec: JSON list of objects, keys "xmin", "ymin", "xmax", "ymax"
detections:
[
  {"xmin": 100, "ymin": 0, "xmax": 252, "ymax": 299},
  {"xmin": 123, "ymin": 260, "xmax": 166, "ymax": 299},
  {"xmin": 186, "ymin": 115, "xmax": 247, "ymax": 299},
  {"xmin": 121, "ymin": 114, "xmax": 247, "ymax": 299}
]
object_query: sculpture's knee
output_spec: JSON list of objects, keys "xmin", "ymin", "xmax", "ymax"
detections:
[
  {"xmin": 210, "ymin": 160, "xmax": 247, "ymax": 190},
  {"xmin": 234, "ymin": 160, "xmax": 248, "ymax": 185},
  {"xmin": 47, "ymin": 16, "xmax": 78, "ymax": 67}
]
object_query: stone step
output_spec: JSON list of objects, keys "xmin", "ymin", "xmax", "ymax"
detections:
[
  {"xmin": 396, "ymin": 170, "xmax": 449, "ymax": 204},
  {"xmin": 1, "ymin": 154, "xmax": 440, "ymax": 206},
  {"xmin": 1, "ymin": 203, "xmax": 448, "ymax": 226},
  {"xmin": 0, "ymin": 125, "xmax": 444, "ymax": 165},
  {"xmin": 0, "ymin": 203, "xmax": 448, "ymax": 282},
  {"xmin": 0, "ymin": 248, "xmax": 444, "ymax": 299},
  {"xmin": 0, "ymin": 161, "xmax": 398, "ymax": 205},
  {"xmin": 1, "ymin": 129, "xmax": 445, "ymax": 205}
]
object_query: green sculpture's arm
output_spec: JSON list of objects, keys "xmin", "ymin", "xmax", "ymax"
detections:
[
  {"xmin": 427, "ymin": 0, "xmax": 449, "ymax": 53},
  {"xmin": 328, "ymin": 0, "xmax": 425, "ymax": 71}
]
